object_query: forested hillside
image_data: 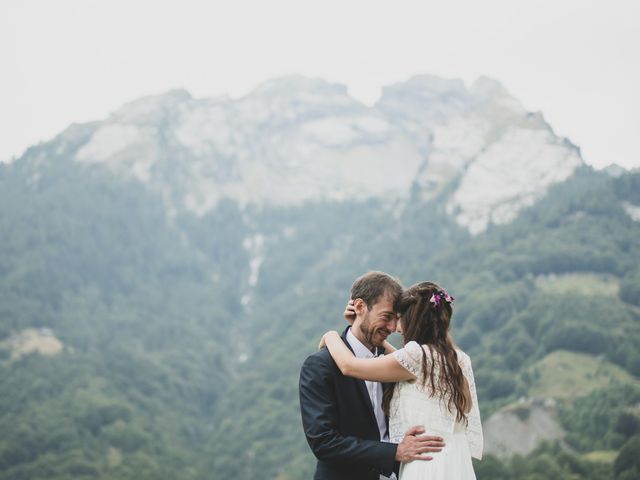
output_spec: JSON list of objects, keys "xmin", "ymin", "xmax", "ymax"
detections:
[{"xmin": 1, "ymin": 148, "xmax": 638, "ymax": 480}]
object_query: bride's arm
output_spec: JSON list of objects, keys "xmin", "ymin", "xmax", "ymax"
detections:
[{"xmin": 322, "ymin": 331, "xmax": 416, "ymax": 383}]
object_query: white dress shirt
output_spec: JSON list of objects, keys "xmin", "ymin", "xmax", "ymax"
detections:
[
  {"xmin": 346, "ymin": 328, "xmax": 389, "ymax": 442},
  {"xmin": 346, "ymin": 328, "xmax": 396, "ymax": 480}
]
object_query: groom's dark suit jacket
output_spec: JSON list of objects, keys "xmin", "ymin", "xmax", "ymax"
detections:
[{"xmin": 299, "ymin": 327, "xmax": 398, "ymax": 480}]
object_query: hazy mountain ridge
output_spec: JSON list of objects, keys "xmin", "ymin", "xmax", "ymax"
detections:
[{"xmin": 28, "ymin": 75, "xmax": 583, "ymax": 232}]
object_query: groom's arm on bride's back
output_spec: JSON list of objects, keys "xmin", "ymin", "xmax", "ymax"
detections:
[{"xmin": 299, "ymin": 351, "xmax": 397, "ymax": 475}]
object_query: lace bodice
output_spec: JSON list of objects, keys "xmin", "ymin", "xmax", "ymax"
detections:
[{"xmin": 390, "ymin": 341, "xmax": 483, "ymax": 459}]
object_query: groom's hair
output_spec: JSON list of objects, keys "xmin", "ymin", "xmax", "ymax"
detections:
[{"xmin": 350, "ymin": 271, "xmax": 403, "ymax": 311}]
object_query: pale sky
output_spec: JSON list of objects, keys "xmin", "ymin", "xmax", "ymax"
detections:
[{"xmin": 1, "ymin": 0, "xmax": 639, "ymax": 168}]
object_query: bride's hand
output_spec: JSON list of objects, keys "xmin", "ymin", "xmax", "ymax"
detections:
[
  {"xmin": 344, "ymin": 299, "xmax": 356, "ymax": 324},
  {"xmin": 318, "ymin": 333, "xmax": 327, "ymax": 350},
  {"xmin": 318, "ymin": 330, "xmax": 338, "ymax": 350}
]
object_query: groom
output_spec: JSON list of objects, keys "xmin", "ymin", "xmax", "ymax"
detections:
[{"xmin": 299, "ymin": 271, "xmax": 444, "ymax": 479}]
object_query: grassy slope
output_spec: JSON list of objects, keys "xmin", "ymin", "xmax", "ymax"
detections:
[{"xmin": 527, "ymin": 350, "xmax": 637, "ymax": 399}]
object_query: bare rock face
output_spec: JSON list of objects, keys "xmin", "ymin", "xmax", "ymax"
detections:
[
  {"xmin": 4, "ymin": 328, "xmax": 64, "ymax": 360},
  {"xmin": 623, "ymin": 202, "xmax": 640, "ymax": 222},
  {"xmin": 69, "ymin": 78, "xmax": 423, "ymax": 215},
  {"xmin": 379, "ymin": 76, "xmax": 583, "ymax": 233},
  {"xmin": 483, "ymin": 398, "xmax": 565, "ymax": 457},
  {"xmin": 42, "ymin": 75, "xmax": 583, "ymax": 232}
]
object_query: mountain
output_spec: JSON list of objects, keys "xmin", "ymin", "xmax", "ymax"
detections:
[
  {"xmin": 1, "ymin": 75, "xmax": 639, "ymax": 480},
  {"xmin": 37, "ymin": 75, "xmax": 582, "ymax": 232}
]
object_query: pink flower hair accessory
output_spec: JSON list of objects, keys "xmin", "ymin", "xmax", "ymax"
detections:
[{"xmin": 429, "ymin": 290, "xmax": 455, "ymax": 307}]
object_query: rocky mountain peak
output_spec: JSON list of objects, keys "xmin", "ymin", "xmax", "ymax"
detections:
[
  {"xmin": 470, "ymin": 76, "xmax": 513, "ymax": 103},
  {"xmin": 27, "ymin": 75, "xmax": 584, "ymax": 232},
  {"xmin": 110, "ymin": 89, "xmax": 193, "ymax": 125},
  {"xmin": 381, "ymin": 74, "xmax": 469, "ymax": 100},
  {"xmin": 249, "ymin": 75, "xmax": 350, "ymax": 100},
  {"xmin": 237, "ymin": 76, "xmax": 366, "ymax": 129},
  {"xmin": 376, "ymin": 75, "xmax": 472, "ymax": 132}
]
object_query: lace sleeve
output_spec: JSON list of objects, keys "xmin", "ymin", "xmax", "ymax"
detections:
[
  {"xmin": 460, "ymin": 352, "xmax": 483, "ymax": 460},
  {"xmin": 391, "ymin": 341, "xmax": 423, "ymax": 378}
]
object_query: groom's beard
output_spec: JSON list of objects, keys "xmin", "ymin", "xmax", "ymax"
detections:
[{"xmin": 359, "ymin": 312, "xmax": 382, "ymax": 349}]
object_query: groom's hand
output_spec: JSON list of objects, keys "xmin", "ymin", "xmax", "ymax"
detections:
[{"xmin": 395, "ymin": 426, "xmax": 445, "ymax": 462}]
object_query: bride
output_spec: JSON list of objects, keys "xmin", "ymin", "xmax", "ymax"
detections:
[{"xmin": 321, "ymin": 282, "xmax": 483, "ymax": 479}]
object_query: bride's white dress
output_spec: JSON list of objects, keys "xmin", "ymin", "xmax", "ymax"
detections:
[{"xmin": 389, "ymin": 341, "xmax": 483, "ymax": 480}]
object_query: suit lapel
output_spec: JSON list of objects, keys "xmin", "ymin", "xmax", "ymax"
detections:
[{"xmin": 341, "ymin": 327, "xmax": 379, "ymax": 428}]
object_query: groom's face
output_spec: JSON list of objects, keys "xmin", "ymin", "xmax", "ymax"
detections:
[{"xmin": 358, "ymin": 293, "xmax": 398, "ymax": 348}]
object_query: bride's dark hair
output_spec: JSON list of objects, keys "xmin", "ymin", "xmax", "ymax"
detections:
[{"xmin": 382, "ymin": 282, "xmax": 471, "ymax": 423}]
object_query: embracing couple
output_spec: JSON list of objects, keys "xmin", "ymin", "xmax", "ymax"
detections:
[{"xmin": 299, "ymin": 271, "xmax": 483, "ymax": 480}]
